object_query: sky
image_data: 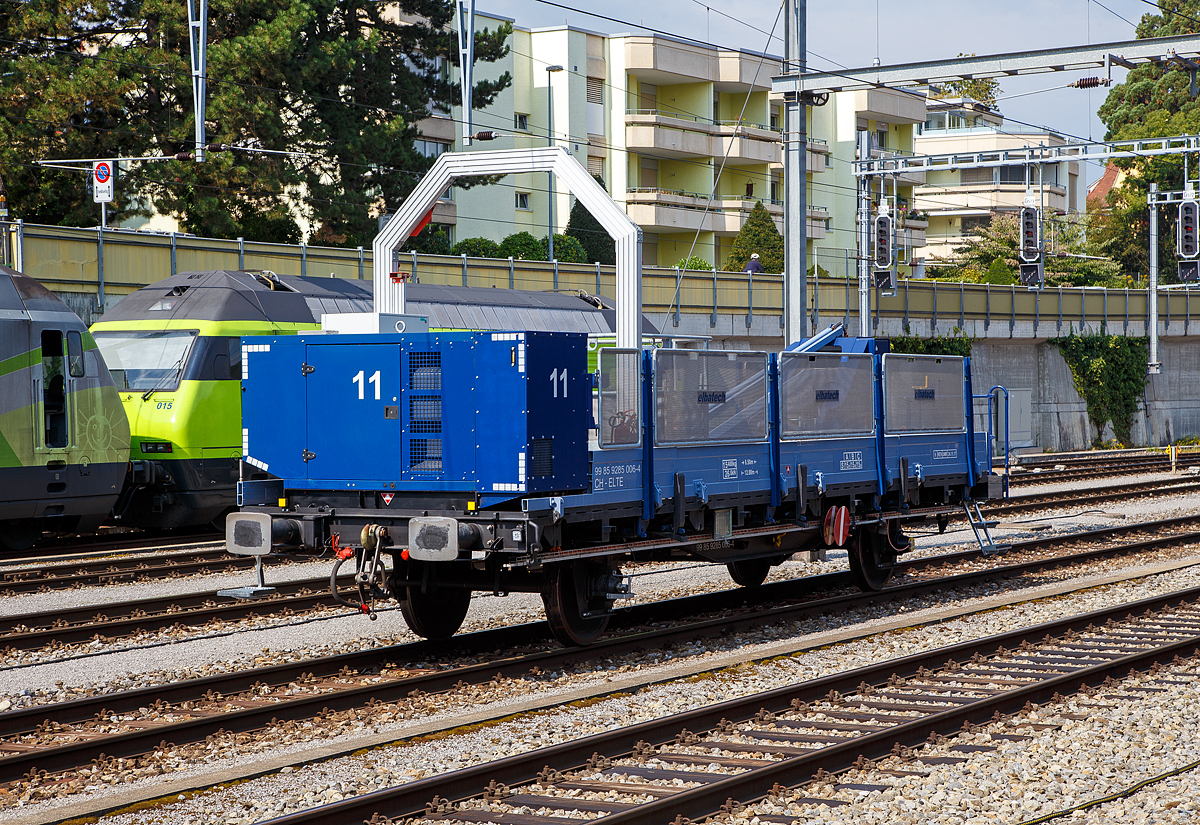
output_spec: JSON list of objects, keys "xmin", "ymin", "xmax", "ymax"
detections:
[{"xmin": 478, "ymin": 0, "xmax": 1167, "ymax": 184}]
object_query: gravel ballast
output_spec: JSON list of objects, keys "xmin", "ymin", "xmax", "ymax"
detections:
[{"xmin": 7, "ymin": 555, "xmax": 1200, "ymax": 825}]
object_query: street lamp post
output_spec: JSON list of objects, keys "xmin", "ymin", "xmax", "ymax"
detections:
[{"xmin": 546, "ymin": 64, "xmax": 563, "ymax": 261}]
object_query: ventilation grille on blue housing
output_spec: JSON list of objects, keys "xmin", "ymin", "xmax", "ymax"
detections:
[
  {"xmin": 409, "ymin": 396, "xmax": 442, "ymax": 433},
  {"xmin": 409, "ymin": 438, "xmax": 443, "ymax": 471},
  {"xmin": 409, "ymin": 352, "xmax": 441, "ymax": 390},
  {"xmin": 529, "ymin": 438, "xmax": 553, "ymax": 477}
]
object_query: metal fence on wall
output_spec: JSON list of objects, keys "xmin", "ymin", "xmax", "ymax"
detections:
[{"xmin": 4, "ymin": 219, "xmax": 1198, "ymax": 338}]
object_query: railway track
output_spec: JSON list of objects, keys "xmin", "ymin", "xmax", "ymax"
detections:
[
  {"xmin": 2, "ymin": 474, "xmax": 1194, "ymax": 601},
  {"xmin": 3, "ymin": 516, "xmax": 1197, "ymax": 788},
  {"xmin": 1, "ymin": 529, "xmax": 223, "ymax": 561},
  {"xmin": 982, "ymin": 476, "xmax": 1200, "ymax": 516},
  {"xmin": 1007, "ymin": 457, "xmax": 1172, "ymax": 486},
  {"xmin": 1006, "ymin": 448, "xmax": 1200, "ymax": 486},
  {"xmin": 0, "ymin": 542, "xmax": 295, "ymax": 594},
  {"xmin": 7, "ymin": 491, "xmax": 1200, "ymax": 655},
  {"xmin": 212, "ymin": 584, "xmax": 1200, "ymax": 825}
]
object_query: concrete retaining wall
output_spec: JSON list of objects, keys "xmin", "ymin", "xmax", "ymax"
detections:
[{"xmin": 968, "ymin": 339, "xmax": 1200, "ymax": 452}]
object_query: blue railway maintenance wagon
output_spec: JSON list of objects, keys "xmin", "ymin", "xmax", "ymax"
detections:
[{"xmin": 230, "ymin": 329, "xmax": 1001, "ymax": 645}]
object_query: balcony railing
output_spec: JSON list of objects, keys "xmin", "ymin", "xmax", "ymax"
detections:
[
  {"xmin": 626, "ymin": 188, "xmax": 786, "ymax": 212},
  {"xmin": 626, "ymin": 108, "xmax": 712, "ymax": 124},
  {"xmin": 626, "ymin": 110, "xmax": 780, "ymax": 133}
]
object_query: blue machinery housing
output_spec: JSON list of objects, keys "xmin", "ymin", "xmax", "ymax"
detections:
[{"xmin": 231, "ymin": 329, "xmax": 1002, "ymax": 645}]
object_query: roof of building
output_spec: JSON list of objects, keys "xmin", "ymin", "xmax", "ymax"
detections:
[{"xmin": 1086, "ymin": 162, "xmax": 1125, "ymax": 210}]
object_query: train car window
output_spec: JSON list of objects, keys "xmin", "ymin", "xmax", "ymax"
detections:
[
  {"xmin": 92, "ymin": 330, "xmax": 197, "ymax": 391},
  {"xmin": 779, "ymin": 352, "xmax": 875, "ymax": 439},
  {"xmin": 598, "ymin": 348, "xmax": 641, "ymax": 448},
  {"xmin": 654, "ymin": 350, "xmax": 769, "ymax": 445},
  {"xmin": 882, "ymin": 354, "xmax": 966, "ymax": 433},
  {"xmin": 66, "ymin": 331, "xmax": 85, "ymax": 377},
  {"xmin": 41, "ymin": 330, "xmax": 68, "ymax": 448},
  {"xmin": 177, "ymin": 336, "xmax": 245, "ymax": 381}
]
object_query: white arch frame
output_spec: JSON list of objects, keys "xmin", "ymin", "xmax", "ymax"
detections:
[{"xmin": 373, "ymin": 147, "xmax": 644, "ymax": 348}]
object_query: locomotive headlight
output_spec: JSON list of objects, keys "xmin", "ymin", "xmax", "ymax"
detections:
[{"xmin": 140, "ymin": 442, "xmax": 173, "ymax": 453}]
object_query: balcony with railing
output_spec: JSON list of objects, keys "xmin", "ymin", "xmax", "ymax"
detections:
[
  {"xmin": 625, "ymin": 110, "xmax": 781, "ymax": 163},
  {"xmin": 806, "ymin": 137, "xmax": 830, "ymax": 172},
  {"xmin": 625, "ymin": 187, "xmax": 787, "ymax": 234}
]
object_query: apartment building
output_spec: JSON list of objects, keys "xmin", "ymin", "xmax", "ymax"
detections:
[
  {"xmin": 912, "ymin": 97, "xmax": 1084, "ymax": 260},
  {"xmin": 443, "ymin": 15, "xmax": 801, "ymax": 269}
]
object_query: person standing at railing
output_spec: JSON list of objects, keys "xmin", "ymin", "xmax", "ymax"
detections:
[{"xmin": 743, "ymin": 253, "xmax": 764, "ymax": 275}]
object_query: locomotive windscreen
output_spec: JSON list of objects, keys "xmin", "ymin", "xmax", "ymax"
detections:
[
  {"xmin": 654, "ymin": 350, "xmax": 768, "ymax": 445},
  {"xmin": 882, "ymin": 354, "xmax": 966, "ymax": 433},
  {"xmin": 779, "ymin": 352, "xmax": 875, "ymax": 439},
  {"xmin": 94, "ymin": 330, "xmax": 198, "ymax": 391}
]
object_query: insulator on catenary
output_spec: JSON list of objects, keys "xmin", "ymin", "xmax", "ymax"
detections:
[{"xmin": 1071, "ymin": 77, "xmax": 1106, "ymax": 89}]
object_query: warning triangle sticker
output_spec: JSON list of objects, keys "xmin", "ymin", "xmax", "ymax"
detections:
[{"xmin": 381, "ymin": 493, "xmax": 394, "ymax": 505}]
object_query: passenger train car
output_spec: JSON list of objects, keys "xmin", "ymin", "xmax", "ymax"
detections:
[
  {"xmin": 229, "ymin": 325, "xmax": 1001, "ymax": 645},
  {"xmin": 91, "ymin": 271, "xmax": 651, "ymax": 531},
  {"xmin": 0, "ymin": 266, "xmax": 129, "ymax": 551}
]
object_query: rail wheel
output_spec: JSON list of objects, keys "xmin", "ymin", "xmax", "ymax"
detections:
[
  {"xmin": 541, "ymin": 562, "xmax": 611, "ymax": 647},
  {"xmin": 0, "ymin": 521, "xmax": 37, "ymax": 553},
  {"xmin": 847, "ymin": 527, "xmax": 895, "ymax": 592},
  {"xmin": 398, "ymin": 572, "xmax": 472, "ymax": 641},
  {"xmin": 726, "ymin": 557, "xmax": 771, "ymax": 587}
]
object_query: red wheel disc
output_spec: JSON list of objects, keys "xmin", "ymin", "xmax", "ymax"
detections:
[{"xmin": 823, "ymin": 505, "xmax": 851, "ymax": 547}]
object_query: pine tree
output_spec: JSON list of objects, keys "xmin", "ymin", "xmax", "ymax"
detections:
[
  {"xmin": 726, "ymin": 202, "xmax": 784, "ymax": 273},
  {"xmin": 0, "ymin": 0, "xmax": 512, "ymax": 245},
  {"xmin": 565, "ymin": 175, "xmax": 616, "ymax": 264}
]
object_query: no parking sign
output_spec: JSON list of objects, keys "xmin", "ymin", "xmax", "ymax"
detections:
[{"xmin": 93, "ymin": 160, "xmax": 113, "ymax": 203}]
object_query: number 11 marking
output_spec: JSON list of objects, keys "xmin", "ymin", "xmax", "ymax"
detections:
[
  {"xmin": 550, "ymin": 368, "xmax": 567, "ymax": 398},
  {"xmin": 353, "ymin": 370, "xmax": 381, "ymax": 400}
]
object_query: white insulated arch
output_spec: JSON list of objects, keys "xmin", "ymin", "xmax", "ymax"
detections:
[{"xmin": 373, "ymin": 147, "xmax": 644, "ymax": 349}]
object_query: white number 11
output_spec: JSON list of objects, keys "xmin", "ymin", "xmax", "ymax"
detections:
[
  {"xmin": 352, "ymin": 370, "xmax": 381, "ymax": 400},
  {"xmin": 549, "ymin": 368, "xmax": 567, "ymax": 398}
]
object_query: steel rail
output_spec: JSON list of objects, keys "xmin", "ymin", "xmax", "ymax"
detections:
[
  {"xmin": 253, "ymin": 585, "xmax": 1200, "ymax": 825},
  {"xmin": 9, "ymin": 509, "xmax": 1200, "ymax": 651},
  {"xmin": 983, "ymin": 477, "xmax": 1200, "ymax": 517},
  {"xmin": 3, "ymin": 517, "xmax": 1197, "ymax": 785}
]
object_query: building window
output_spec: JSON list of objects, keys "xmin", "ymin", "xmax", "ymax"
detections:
[
  {"xmin": 961, "ymin": 216, "xmax": 990, "ymax": 236},
  {"xmin": 587, "ymin": 77, "xmax": 604, "ymax": 105},
  {"xmin": 514, "ymin": 113, "xmax": 529, "ymax": 131},
  {"xmin": 414, "ymin": 139, "xmax": 449, "ymax": 159},
  {"xmin": 515, "ymin": 192, "xmax": 530, "ymax": 210},
  {"xmin": 961, "ymin": 167, "xmax": 993, "ymax": 185},
  {"xmin": 587, "ymin": 156, "xmax": 604, "ymax": 178}
]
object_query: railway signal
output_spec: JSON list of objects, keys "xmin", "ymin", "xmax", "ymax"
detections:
[
  {"xmin": 1018, "ymin": 206, "xmax": 1044, "ymax": 288},
  {"xmin": 873, "ymin": 212, "xmax": 895, "ymax": 290},
  {"xmin": 1178, "ymin": 200, "xmax": 1200, "ymax": 282}
]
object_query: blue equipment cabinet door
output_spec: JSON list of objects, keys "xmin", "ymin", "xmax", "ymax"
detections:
[
  {"xmin": 303, "ymin": 343, "xmax": 402, "ymax": 483},
  {"xmin": 241, "ymin": 337, "xmax": 309, "ymax": 483}
]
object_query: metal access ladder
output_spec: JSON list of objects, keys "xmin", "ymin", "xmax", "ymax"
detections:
[{"xmin": 963, "ymin": 500, "xmax": 1009, "ymax": 556}]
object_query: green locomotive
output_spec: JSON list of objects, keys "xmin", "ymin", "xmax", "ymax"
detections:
[
  {"xmin": 0, "ymin": 266, "xmax": 129, "ymax": 550},
  {"xmin": 91, "ymin": 270, "xmax": 373, "ymax": 530}
]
